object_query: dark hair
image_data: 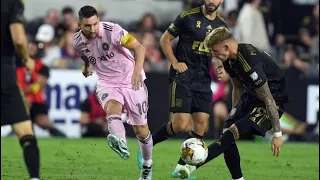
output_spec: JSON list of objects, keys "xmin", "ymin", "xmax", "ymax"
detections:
[
  {"xmin": 227, "ymin": 10, "xmax": 239, "ymax": 20},
  {"xmin": 139, "ymin": 13, "xmax": 157, "ymax": 30},
  {"xmin": 62, "ymin": 6, "xmax": 74, "ymax": 15},
  {"xmin": 78, "ymin": 6, "xmax": 98, "ymax": 20}
]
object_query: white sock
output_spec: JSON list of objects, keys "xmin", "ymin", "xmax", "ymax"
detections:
[
  {"xmin": 175, "ymin": 164, "xmax": 184, "ymax": 172},
  {"xmin": 233, "ymin": 177, "xmax": 244, "ymax": 180},
  {"xmin": 30, "ymin": 178, "xmax": 40, "ymax": 180},
  {"xmin": 143, "ymin": 159, "xmax": 153, "ymax": 167}
]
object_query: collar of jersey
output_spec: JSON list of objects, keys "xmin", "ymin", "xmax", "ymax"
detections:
[{"xmin": 80, "ymin": 23, "xmax": 103, "ymax": 43}]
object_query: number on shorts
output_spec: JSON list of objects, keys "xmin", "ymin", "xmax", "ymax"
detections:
[{"xmin": 137, "ymin": 101, "xmax": 148, "ymax": 115}]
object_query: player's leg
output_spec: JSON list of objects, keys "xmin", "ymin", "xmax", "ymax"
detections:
[
  {"xmin": 173, "ymin": 91, "xmax": 211, "ymax": 179},
  {"xmin": 179, "ymin": 102, "xmax": 247, "ymax": 179},
  {"xmin": 12, "ymin": 121, "xmax": 40, "ymax": 180},
  {"xmin": 221, "ymin": 107, "xmax": 244, "ymax": 180},
  {"xmin": 152, "ymin": 81, "xmax": 192, "ymax": 146},
  {"xmin": 1, "ymin": 82, "xmax": 40, "ymax": 180},
  {"xmin": 133, "ymin": 124, "xmax": 153, "ymax": 180},
  {"xmin": 124, "ymin": 84, "xmax": 153, "ymax": 179},
  {"xmin": 31, "ymin": 103, "xmax": 66, "ymax": 137},
  {"xmin": 197, "ymin": 118, "xmax": 250, "ymax": 166},
  {"xmin": 96, "ymin": 87, "xmax": 128, "ymax": 159}
]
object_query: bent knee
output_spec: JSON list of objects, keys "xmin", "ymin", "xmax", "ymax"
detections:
[
  {"xmin": 172, "ymin": 114, "xmax": 190, "ymax": 133},
  {"xmin": 133, "ymin": 124, "xmax": 149, "ymax": 139},
  {"xmin": 12, "ymin": 121, "xmax": 34, "ymax": 138},
  {"xmin": 223, "ymin": 124, "xmax": 240, "ymax": 140},
  {"xmin": 105, "ymin": 100, "xmax": 122, "ymax": 115}
]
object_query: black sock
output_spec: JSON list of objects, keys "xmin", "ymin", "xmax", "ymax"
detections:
[
  {"xmin": 224, "ymin": 143, "xmax": 243, "ymax": 179},
  {"xmin": 178, "ymin": 131, "xmax": 204, "ymax": 165},
  {"xmin": 20, "ymin": 135, "xmax": 40, "ymax": 178},
  {"xmin": 196, "ymin": 129, "xmax": 236, "ymax": 168},
  {"xmin": 49, "ymin": 127, "xmax": 66, "ymax": 137},
  {"xmin": 152, "ymin": 122, "xmax": 175, "ymax": 146}
]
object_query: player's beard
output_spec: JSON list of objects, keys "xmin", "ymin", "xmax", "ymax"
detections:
[
  {"xmin": 90, "ymin": 33, "xmax": 97, "ymax": 39},
  {"xmin": 204, "ymin": 2, "xmax": 221, "ymax": 13}
]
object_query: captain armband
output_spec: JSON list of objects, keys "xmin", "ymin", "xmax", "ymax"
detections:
[{"xmin": 120, "ymin": 33, "xmax": 136, "ymax": 49}]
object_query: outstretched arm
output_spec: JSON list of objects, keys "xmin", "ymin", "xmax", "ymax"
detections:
[{"xmin": 255, "ymin": 81, "xmax": 282, "ymax": 156}]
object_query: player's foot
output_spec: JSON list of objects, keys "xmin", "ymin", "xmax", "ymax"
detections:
[
  {"xmin": 30, "ymin": 178, "xmax": 40, "ymax": 180},
  {"xmin": 138, "ymin": 165, "xmax": 152, "ymax": 180},
  {"xmin": 171, "ymin": 165, "xmax": 197, "ymax": 179},
  {"xmin": 136, "ymin": 148, "xmax": 143, "ymax": 169},
  {"xmin": 107, "ymin": 134, "xmax": 130, "ymax": 160}
]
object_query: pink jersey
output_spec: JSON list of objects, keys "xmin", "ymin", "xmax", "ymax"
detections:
[{"xmin": 72, "ymin": 22, "xmax": 146, "ymax": 88}]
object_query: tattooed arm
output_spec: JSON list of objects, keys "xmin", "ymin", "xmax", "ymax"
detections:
[
  {"xmin": 231, "ymin": 77, "xmax": 244, "ymax": 106},
  {"xmin": 255, "ymin": 81, "xmax": 281, "ymax": 132}
]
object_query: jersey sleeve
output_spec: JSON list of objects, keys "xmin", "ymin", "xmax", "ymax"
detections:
[
  {"xmin": 167, "ymin": 14, "xmax": 184, "ymax": 37},
  {"xmin": 10, "ymin": 0, "xmax": 24, "ymax": 24},
  {"xmin": 238, "ymin": 45, "xmax": 267, "ymax": 88},
  {"xmin": 72, "ymin": 32, "xmax": 85, "ymax": 57},
  {"xmin": 111, "ymin": 23, "xmax": 128, "ymax": 46},
  {"xmin": 222, "ymin": 60, "xmax": 236, "ymax": 78}
]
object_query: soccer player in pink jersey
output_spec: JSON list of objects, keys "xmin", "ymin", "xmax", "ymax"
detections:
[{"xmin": 72, "ymin": 6, "xmax": 153, "ymax": 180}]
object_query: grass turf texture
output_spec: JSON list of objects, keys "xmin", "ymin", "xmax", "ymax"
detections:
[{"xmin": 1, "ymin": 137, "xmax": 319, "ymax": 180}]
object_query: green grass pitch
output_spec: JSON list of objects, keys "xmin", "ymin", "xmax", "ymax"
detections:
[{"xmin": 1, "ymin": 137, "xmax": 319, "ymax": 180}]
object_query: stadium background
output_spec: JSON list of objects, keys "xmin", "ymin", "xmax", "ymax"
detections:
[{"xmin": 1, "ymin": 0, "xmax": 319, "ymax": 179}]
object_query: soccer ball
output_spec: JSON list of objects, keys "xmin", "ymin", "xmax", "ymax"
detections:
[{"xmin": 180, "ymin": 138, "xmax": 208, "ymax": 166}]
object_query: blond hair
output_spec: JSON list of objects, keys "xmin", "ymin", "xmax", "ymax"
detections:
[{"xmin": 204, "ymin": 27, "xmax": 234, "ymax": 49}]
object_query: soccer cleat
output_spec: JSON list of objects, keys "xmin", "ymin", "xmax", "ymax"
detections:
[
  {"xmin": 179, "ymin": 166, "xmax": 192, "ymax": 179},
  {"xmin": 136, "ymin": 148, "xmax": 143, "ymax": 169},
  {"xmin": 171, "ymin": 164, "xmax": 197, "ymax": 180},
  {"xmin": 107, "ymin": 134, "xmax": 130, "ymax": 160},
  {"xmin": 171, "ymin": 168, "xmax": 196, "ymax": 179},
  {"xmin": 138, "ymin": 165, "xmax": 152, "ymax": 180}
]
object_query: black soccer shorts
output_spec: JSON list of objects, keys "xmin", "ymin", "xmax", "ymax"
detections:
[
  {"xmin": 223, "ymin": 95, "xmax": 285, "ymax": 137},
  {"xmin": 1, "ymin": 81, "xmax": 30, "ymax": 126},
  {"xmin": 30, "ymin": 103, "xmax": 49, "ymax": 121},
  {"xmin": 170, "ymin": 81, "xmax": 212, "ymax": 115}
]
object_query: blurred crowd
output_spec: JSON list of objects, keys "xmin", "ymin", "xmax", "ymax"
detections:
[
  {"xmin": 20, "ymin": 0, "xmax": 319, "ymax": 75},
  {"xmin": 17, "ymin": 0, "xmax": 319, "ymax": 141}
]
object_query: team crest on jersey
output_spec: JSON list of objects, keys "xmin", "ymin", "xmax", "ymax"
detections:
[
  {"xmin": 250, "ymin": 72, "xmax": 258, "ymax": 81},
  {"xmin": 101, "ymin": 93, "xmax": 109, "ymax": 101},
  {"xmin": 176, "ymin": 99, "xmax": 182, "ymax": 107},
  {"xmin": 88, "ymin": 56, "xmax": 96, "ymax": 65},
  {"xmin": 102, "ymin": 42, "xmax": 109, "ymax": 51}
]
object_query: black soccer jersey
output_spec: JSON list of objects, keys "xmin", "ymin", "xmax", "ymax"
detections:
[
  {"xmin": 223, "ymin": 43, "xmax": 289, "ymax": 104},
  {"xmin": 1, "ymin": 0, "xmax": 24, "ymax": 59},
  {"xmin": 167, "ymin": 7, "xmax": 228, "ymax": 92}
]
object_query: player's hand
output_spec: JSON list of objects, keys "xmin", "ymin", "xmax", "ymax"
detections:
[
  {"xmin": 82, "ymin": 66, "xmax": 93, "ymax": 78},
  {"xmin": 24, "ymin": 58, "xmax": 35, "ymax": 73},
  {"xmin": 172, "ymin": 62, "xmax": 188, "ymax": 73},
  {"xmin": 216, "ymin": 66, "xmax": 226, "ymax": 80},
  {"xmin": 131, "ymin": 69, "xmax": 142, "ymax": 91},
  {"xmin": 271, "ymin": 136, "xmax": 283, "ymax": 157}
]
